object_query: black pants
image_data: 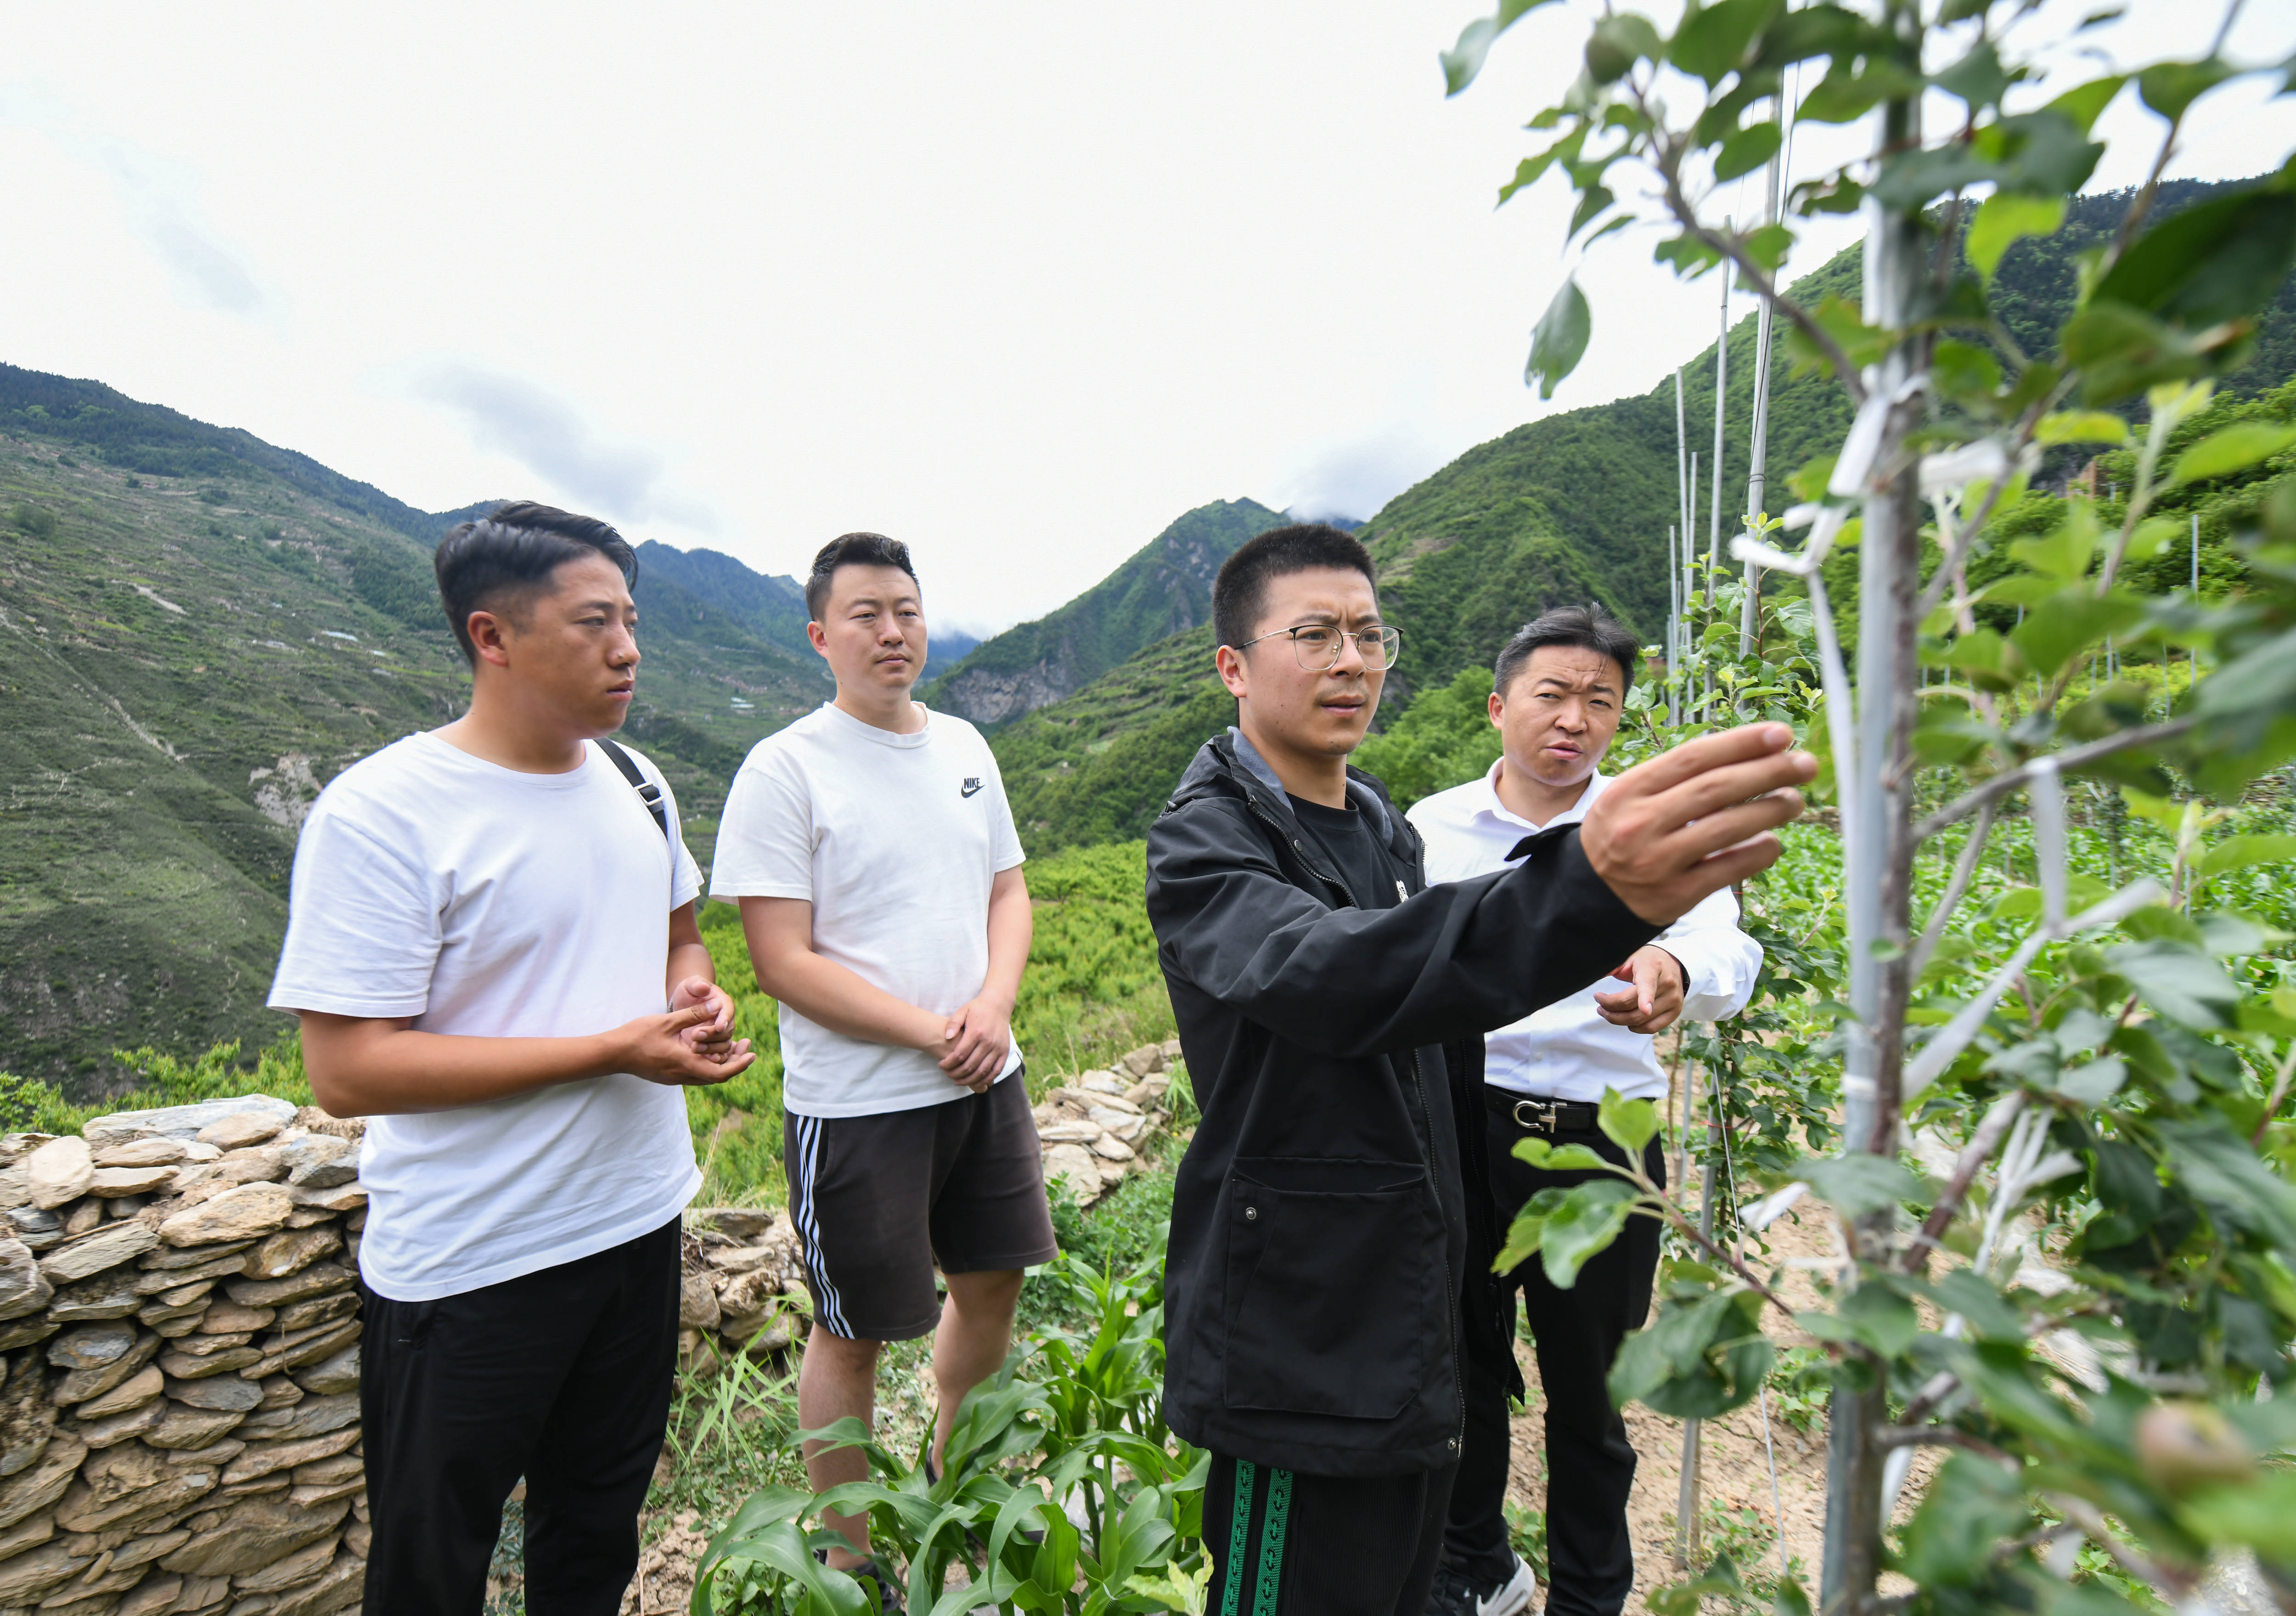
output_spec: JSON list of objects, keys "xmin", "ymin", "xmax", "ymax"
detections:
[
  {"xmin": 1445, "ymin": 1122, "xmax": 1664, "ymax": 1616},
  {"xmin": 1207, "ymin": 1453, "xmax": 1458, "ymax": 1615},
  {"xmin": 360, "ymin": 1217, "xmax": 682, "ymax": 1616}
]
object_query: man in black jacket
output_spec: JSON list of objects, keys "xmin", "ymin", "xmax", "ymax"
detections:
[{"xmin": 1146, "ymin": 525, "xmax": 1810, "ymax": 1616}]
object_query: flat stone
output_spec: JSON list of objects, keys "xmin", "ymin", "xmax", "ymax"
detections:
[
  {"xmin": 1041, "ymin": 1143, "xmax": 1103, "ymax": 1205},
  {"xmin": 679, "ymin": 1273, "xmax": 720, "ymax": 1332},
  {"xmin": 1118, "ymin": 1044, "xmax": 1165, "ymax": 1078},
  {"xmin": 690, "ymin": 1207, "xmax": 777, "ymax": 1238},
  {"xmin": 47, "ymin": 1323, "xmax": 136, "ymax": 1372},
  {"xmin": 68, "ymin": 1399, "xmax": 166, "ymax": 1449},
  {"xmin": 256, "ymin": 1375, "xmax": 304, "ymax": 1410},
  {"xmin": 165, "ymin": 1374, "xmax": 263, "ymax": 1413},
  {"xmin": 286, "ymin": 1182, "xmax": 366, "ymax": 1213},
  {"xmin": 142, "ymin": 1406, "xmax": 246, "ymax": 1452},
  {"xmin": 237, "ymin": 1393, "xmax": 357, "ymax": 1445},
  {"xmin": 86, "ymin": 1097, "xmax": 298, "ymax": 1148},
  {"xmin": 198, "ymin": 1301, "xmax": 273, "ymax": 1335},
  {"xmin": 0, "ymin": 1506, "xmax": 53, "ymax": 1560},
  {"xmin": 292, "ymin": 1453, "xmax": 362, "ymax": 1489},
  {"xmin": 0, "ymin": 1354, "xmax": 55, "ymax": 1477},
  {"xmin": 0, "ymin": 1238, "xmax": 53, "ymax": 1323},
  {"xmin": 117, "ymin": 1573, "xmax": 185, "ymax": 1616},
  {"xmin": 287, "ymin": 1478, "xmax": 366, "ymax": 1510},
  {"xmin": 157, "ymin": 1494, "xmax": 347, "ymax": 1577},
  {"xmin": 280, "ymin": 1137, "xmax": 356, "ymax": 1190},
  {"xmin": 170, "ymin": 1331, "xmax": 254, "ymax": 1357},
  {"xmin": 0, "ymin": 1319, "xmax": 57, "ymax": 1352},
  {"xmin": 40, "ymin": 1222, "xmax": 159, "ymax": 1286},
  {"xmin": 287, "ymin": 1348, "xmax": 357, "ymax": 1400},
  {"xmin": 53, "ymin": 1466, "xmax": 216, "ymax": 1535},
  {"xmin": 225, "ymin": 1263, "xmax": 351, "ymax": 1311},
  {"xmin": 0, "ymin": 1436, "xmax": 85, "ymax": 1529},
  {"xmin": 156, "ymin": 1279, "xmax": 215, "ymax": 1308},
  {"xmin": 239, "ymin": 1227, "xmax": 340, "ymax": 1283},
  {"xmin": 192, "ymin": 1113, "xmax": 286, "ymax": 1151},
  {"xmin": 222, "ymin": 1426, "xmax": 359, "ymax": 1486},
  {"xmin": 169, "ymin": 1437, "xmax": 242, "ymax": 1466},
  {"xmin": 269, "ymin": 1554, "xmax": 364, "ymax": 1616},
  {"xmin": 146, "ymin": 1312, "xmax": 205, "ymax": 1339},
  {"xmin": 113, "ymin": 1527, "xmax": 191, "ymax": 1569},
  {"xmin": 158, "ymin": 1185, "xmax": 293, "ymax": 1249},
  {"xmin": 0, "ymin": 1168, "xmax": 28, "ymax": 1213},
  {"xmin": 91, "ymin": 1139, "xmax": 187, "ymax": 1170},
  {"xmin": 23, "ymin": 1140, "xmax": 92, "ymax": 1212},
  {"xmin": 242, "ymin": 1319, "xmax": 360, "ymax": 1382},
  {"xmin": 61, "ymin": 1199, "xmax": 104, "ymax": 1236},
  {"xmin": 74, "ymin": 1437, "xmax": 171, "ymax": 1501},
  {"xmin": 232, "ymin": 1534, "xmax": 338, "ymax": 1594},
  {"xmin": 274, "ymin": 1292, "xmax": 354, "ymax": 1334},
  {"xmin": 48, "ymin": 1273, "xmax": 142, "ymax": 1323},
  {"xmin": 0, "ymin": 1540, "xmax": 93, "ymax": 1603},
  {"xmin": 1036, "ymin": 1119, "xmax": 1102, "ymax": 1144},
  {"xmin": 51, "ymin": 1332, "xmax": 160, "ymax": 1406},
  {"xmin": 211, "ymin": 1148, "xmax": 287, "ymax": 1186},
  {"xmin": 6, "ymin": 1208, "xmax": 62, "ymax": 1253},
  {"xmin": 156, "ymin": 1346, "xmax": 261, "ymax": 1381},
  {"xmin": 1089, "ymin": 1132, "xmax": 1137, "ymax": 1161},
  {"xmin": 87, "ymin": 1166, "xmax": 178, "ymax": 1199},
  {"xmin": 137, "ymin": 1241, "xmax": 254, "ymax": 1273},
  {"xmin": 76, "ymin": 1364, "xmax": 163, "ymax": 1420}
]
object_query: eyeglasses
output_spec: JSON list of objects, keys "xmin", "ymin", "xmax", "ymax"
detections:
[{"xmin": 1232, "ymin": 623, "xmax": 1402, "ymax": 671}]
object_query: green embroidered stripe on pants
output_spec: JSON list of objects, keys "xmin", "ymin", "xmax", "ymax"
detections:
[{"xmin": 1221, "ymin": 1459, "xmax": 1295, "ymax": 1616}]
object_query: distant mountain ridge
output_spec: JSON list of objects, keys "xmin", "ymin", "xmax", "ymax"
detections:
[{"xmin": 922, "ymin": 498, "xmax": 1289, "ymax": 725}]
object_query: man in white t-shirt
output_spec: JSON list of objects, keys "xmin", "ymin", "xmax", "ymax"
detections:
[
  {"xmin": 1408, "ymin": 606, "xmax": 1760, "ymax": 1616},
  {"xmin": 710, "ymin": 532, "xmax": 1053, "ymax": 1596},
  {"xmin": 269, "ymin": 501, "xmax": 754, "ymax": 1616}
]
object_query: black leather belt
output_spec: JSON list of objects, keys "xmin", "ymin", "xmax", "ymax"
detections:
[{"xmin": 1485, "ymin": 1088, "xmax": 1601, "ymax": 1136}]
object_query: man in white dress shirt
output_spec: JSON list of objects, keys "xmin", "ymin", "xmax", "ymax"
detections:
[{"xmin": 1408, "ymin": 605, "xmax": 1761, "ymax": 1616}]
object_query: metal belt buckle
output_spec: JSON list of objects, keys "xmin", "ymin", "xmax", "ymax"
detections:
[{"xmin": 1512, "ymin": 1098, "xmax": 1558, "ymax": 1136}]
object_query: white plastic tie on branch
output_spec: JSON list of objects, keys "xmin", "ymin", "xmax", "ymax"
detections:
[
  {"xmin": 1829, "ymin": 373, "xmax": 1930, "ymax": 498},
  {"xmin": 1733, "ymin": 504, "xmax": 1849, "ymax": 578},
  {"xmin": 1742, "ymin": 1181, "xmax": 1807, "ymax": 1232},
  {"xmin": 2030, "ymin": 757, "xmax": 2067, "ymax": 930},
  {"xmin": 1901, "ymin": 878, "xmax": 2167, "ymax": 1103},
  {"xmin": 1918, "ymin": 438, "xmax": 2010, "ymax": 501}
]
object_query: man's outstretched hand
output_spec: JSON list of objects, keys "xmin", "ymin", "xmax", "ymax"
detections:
[{"xmin": 1581, "ymin": 723, "xmax": 1813, "ymax": 925}]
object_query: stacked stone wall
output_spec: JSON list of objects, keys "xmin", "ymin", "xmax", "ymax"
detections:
[{"xmin": 0, "ymin": 1095, "xmax": 367, "ymax": 1616}]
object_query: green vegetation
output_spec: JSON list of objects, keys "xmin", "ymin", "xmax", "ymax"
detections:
[
  {"xmin": 1351, "ymin": 664, "xmax": 1504, "ymax": 811},
  {"xmin": 921, "ymin": 498, "xmax": 1287, "ymax": 725}
]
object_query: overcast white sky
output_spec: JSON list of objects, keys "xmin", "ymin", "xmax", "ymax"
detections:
[{"xmin": 4, "ymin": 2, "xmax": 2290, "ymax": 633}]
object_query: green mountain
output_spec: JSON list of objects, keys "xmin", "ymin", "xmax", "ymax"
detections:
[
  {"xmin": 982, "ymin": 177, "xmax": 2296, "ymax": 856},
  {"xmin": 0, "ymin": 371, "xmax": 827, "ymax": 1091},
  {"xmin": 922, "ymin": 498, "xmax": 1289, "ymax": 725}
]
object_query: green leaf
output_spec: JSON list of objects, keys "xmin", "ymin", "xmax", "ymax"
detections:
[
  {"xmin": 1932, "ymin": 39, "xmax": 2011, "ymax": 112},
  {"xmin": 1440, "ymin": 0, "xmax": 1559, "ymax": 95},
  {"xmin": 1715, "ymin": 121, "xmax": 1784, "ymax": 181},
  {"xmin": 1584, "ymin": 12, "xmax": 1662, "ymax": 84},
  {"xmin": 1969, "ymin": 193, "xmax": 2066, "ymax": 281},
  {"xmin": 2199, "ymin": 833, "xmax": 2296, "ymax": 879},
  {"xmin": 2008, "ymin": 587, "xmax": 2144, "ymax": 679},
  {"xmin": 1898, "ymin": 1453, "xmax": 2028, "ymax": 1586},
  {"xmin": 2092, "ymin": 187, "xmax": 2296, "ymax": 330},
  {"xmin": 2181, "ymin": 1471, "xmax": 2296, "ymax": 1560},
  {"xmin": 2104, "ymin": 939, "xmax": 2241, "ymax": 1028},
  {"xmin": 2046, "ymin": 73, "xmax": 2126, "ymax": 135},
  {"xmin": 1598, "ymin": 1089, "xmax": 1659, "ymax": 1154},
  {"xmin": 1525, "ymin": 276, "xmax": 1591, "ymax": 401},
  {"xmin": 1669, "ymin": 0, "xmax": 1785, "ymax": 86},
  {"xmin": 1538, "ymin": 1179, "xmax": 1640, "ymax": 1289},
  {"xmin": 2169, "ymin": 422, "xmax": 2296, "ymax": 487},
  {"xmin": 1742, "ymin": 222, "xmax": 1794, "ymax": 272},
  {"xmin": 2062, "ymin": 300, "xmax": 2226, "ymax": 404},
  {"xmin": 1795, "ymin": 1153, "xmax": 1925, "ymax": 1216},
  {"xmin": 1511, "ymin": 1137, "xmax": 1611, "ymax": 1172},
  {"xmin": 1925, "ymin": 1267, "xmax": 2026, "ymax": 1341},
  {"xmin": 2138, "ymin": 57, "xmax": 2236, "ymax": 121},
  {"xmin": 2161, "ymin": 1120, "xmax": 2296, "ymax": 1248},
  {"xmin": 2008, "ymin": 499, "xmax": 2098, "ymax": 581}
]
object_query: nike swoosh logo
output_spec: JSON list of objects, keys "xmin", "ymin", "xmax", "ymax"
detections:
[{"xmin": 961, "ymin": 779, "xmax": 984, "ymax": 798}]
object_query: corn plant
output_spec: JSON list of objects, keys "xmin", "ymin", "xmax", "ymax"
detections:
[
  {"xmin": 692, "ymin": 1254, "xmax": 1209, "ymax": 1616},
  {"xmin": 1446, "ymin": 2, "xmax": 2296, "ymax": 1614}
]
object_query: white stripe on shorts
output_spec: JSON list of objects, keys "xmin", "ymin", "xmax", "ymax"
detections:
[{"xmin": 792, "ymin": 1115, "xmax": 851, "ymax": 1337}]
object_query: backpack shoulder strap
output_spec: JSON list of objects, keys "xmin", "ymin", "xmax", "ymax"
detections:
[{"xmin": 593, "ymin": 738, "xmax": 669, "ymax": 839}]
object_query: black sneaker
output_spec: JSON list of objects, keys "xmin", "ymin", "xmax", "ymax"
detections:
[
  {"xmin": 847, "ymin": 1556, "xmax": 905, "ymax": 1614},
  {"xmin": 1424, "ymin": 1555, "xmax": 1536, "ymax": 1616}
]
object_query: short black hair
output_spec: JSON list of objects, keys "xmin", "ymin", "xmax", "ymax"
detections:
[
  {"xmin": 1493, "ymin": 603, "xmax": 1640, "ymax": 697},
  {"xmin": 806, "ymin": 532, "xmax": 918, "ymax": 620},
  {"xmin": 433, "ymin": 500, "xmax": 638, "ymax": 665},
  {"xmin": 1213, "ymin": 524, "xmax": 1379, "ymax": 652}
]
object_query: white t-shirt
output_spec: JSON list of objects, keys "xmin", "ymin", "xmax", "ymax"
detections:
[
  {"xmin": 709, "ymin": 701, "xmax": 1025, "ymax": 1119},
  {"xmin": 267, "ymin": 732, "xmax": 704, "ymax": 1302}
]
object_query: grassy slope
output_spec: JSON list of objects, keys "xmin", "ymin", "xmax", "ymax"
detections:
[{"xmin": 919, "ymin": 498, "xmax": 1288, "ymax": 721}]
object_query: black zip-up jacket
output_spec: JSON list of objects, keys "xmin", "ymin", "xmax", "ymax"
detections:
[{"xmin": 1145, "ymin": 732, "xmax": 1656, "ymax": 1477}]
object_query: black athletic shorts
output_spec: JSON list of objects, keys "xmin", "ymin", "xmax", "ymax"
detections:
[{"xmin": 784, "ymin": 1069, "xmax": 1058, "ymax": 1341}]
